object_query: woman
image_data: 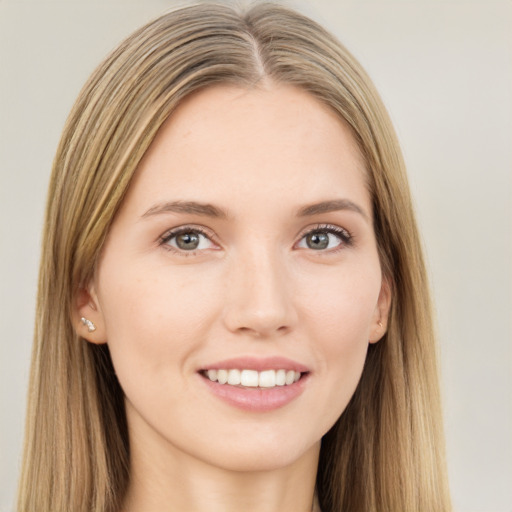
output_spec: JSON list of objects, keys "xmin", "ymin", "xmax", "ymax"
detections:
[{"xmin": 18, "ymin": 2, "xmax": 451, "ymax": 511}]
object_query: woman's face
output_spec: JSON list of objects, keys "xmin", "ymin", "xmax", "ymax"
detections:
[{"xmin": 84, "ymin": 85, "xmax": 390, "ymax": 473}]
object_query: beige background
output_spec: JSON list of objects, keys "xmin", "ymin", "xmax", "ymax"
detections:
[{"xmin": 1, "ymin": 1, "xmax": 511, "ymax": 511}]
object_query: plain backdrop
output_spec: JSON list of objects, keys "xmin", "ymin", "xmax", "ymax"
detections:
[{"xmin": 0, "ymin": 1, "xmax": 511, "ymax": 511}]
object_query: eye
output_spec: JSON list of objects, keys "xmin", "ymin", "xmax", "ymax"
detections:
[
  {"xmin": 160, "ymin": 227, "xmax": 216, "ymax": 253},
  {"xmin": 296, "ymin": 225, "xmax": 352, "ymax": 251}
]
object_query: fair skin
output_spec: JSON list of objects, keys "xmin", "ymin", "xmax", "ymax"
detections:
[{"xmin": 78, "ymin": 84, "xmax": 390, "ymax": 512}]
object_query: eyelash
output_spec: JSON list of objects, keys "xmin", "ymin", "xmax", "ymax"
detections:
[
  {"xmin": 158, "ymin": 223, "xmax": 353, "ymax": 256},
  {"xmin": 297, "ymin": 224, "xmax": 353, "ymax": 253},
  {"xmin": 159, "ymin": 226, "xmax": 215, "ymax": 257}
]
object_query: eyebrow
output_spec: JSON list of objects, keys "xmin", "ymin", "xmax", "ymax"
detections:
[
  {"xmin": 141, "ymin": 198, "xmax": 368, "ymax": 221},
  {"xmin": 297, "ymin": 199, "xmax": 369, "ymax": 221},
  {"xmin": 142, "ymin": 201, "xmax": 229, "ymax": 219}
]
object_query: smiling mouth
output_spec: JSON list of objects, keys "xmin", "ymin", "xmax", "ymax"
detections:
[{"xmin": 200, "ymin": 368, "xmax": 304, "ymax": 388}]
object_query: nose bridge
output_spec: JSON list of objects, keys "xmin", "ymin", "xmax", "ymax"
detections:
[{"xmin": 223, "ymin": 240, "xmax": 297, "ymax": 337}]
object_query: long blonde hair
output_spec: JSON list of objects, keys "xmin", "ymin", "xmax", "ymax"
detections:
[{"xmin": 18, "ymin": 2, "xmax": 451, "ymax": 511}]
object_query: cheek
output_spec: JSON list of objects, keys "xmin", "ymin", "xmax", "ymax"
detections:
[
  {"xmin": 97, "ymin": 260, "xmax": 222, "ymax": 391},
  {"xmin": 298, "ymin": 263, "xmax": 381, "ymax": 422},
  {"xmin": 299, "ymin": 260, "xmax": 381, "ymax": 344}
]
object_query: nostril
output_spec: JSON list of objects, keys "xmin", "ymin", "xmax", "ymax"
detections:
[{"xmin": 235, "ymin": 324, "xmax": 291, "ymax": 338}]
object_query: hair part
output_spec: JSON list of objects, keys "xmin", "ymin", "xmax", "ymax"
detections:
[{"xmin": 19, "ymin": 2, "xmax": 451, "ymax": 511}]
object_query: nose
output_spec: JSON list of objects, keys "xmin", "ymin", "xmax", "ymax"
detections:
[{"xmin": 222, "ymin": 247, "xmax": 298, "ymax": 338}]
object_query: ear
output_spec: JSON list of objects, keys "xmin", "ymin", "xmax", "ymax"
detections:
[
  {"xmin": 74, "ymin": 282, "xmax": 108, "ymax": 344},
  {"xmin": 369, "ymin": 276, "xmax": 392, "ymax": 344}
]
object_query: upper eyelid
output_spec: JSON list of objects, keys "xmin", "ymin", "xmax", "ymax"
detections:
[
  {"xmin": 296, "ymin": 223, "xmax": 352, "ymax": 240},
  {"xmin": 157, "ymin": 225, "xmax": 217, "ymax": 251},
  {"xmin": 159, "ymin": 224, "xmax": 216, "ymax": 241}
]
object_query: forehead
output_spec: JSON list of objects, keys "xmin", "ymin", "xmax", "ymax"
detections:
[{"xmin": 124, "ymin": 84, "xmax": 369, "ymax": 216}]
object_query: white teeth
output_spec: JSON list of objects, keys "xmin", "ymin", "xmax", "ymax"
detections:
[
  {"xmin": 240, "ymin": 369, "xmax": 259, "ymax": 387},
  {"xmin": 227, "ymin": 369, "xmax": 241, "ymax": 385},
  {"xmin": 259, "ymin": 370, "xmax": 276, "ymax": 388},
  {"xmin": 285, "ymin": 370, "xmax": 295, "ymax": 385},
  {"xmin": 217, "ymin": 369, "xmax": 228, "ymax": 384},
  {"xmin": 276, "ymin": 369, "xmax": 286, "ymax": 386},
  {"xmin": 205, "ymin": 368, "xmax": 302, "ymax": 388}
]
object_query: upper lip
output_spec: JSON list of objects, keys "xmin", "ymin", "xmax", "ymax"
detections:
[{"xmin": 199, "ymin": 356, "xmax": 310, "ymax": 373}]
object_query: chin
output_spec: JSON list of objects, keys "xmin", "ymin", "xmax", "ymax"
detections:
[{"xmin": 190, "ymin": 431, "xmax": 321, "ymax": 473}]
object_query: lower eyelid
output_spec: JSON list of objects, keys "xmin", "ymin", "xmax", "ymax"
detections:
[
  {"xmin": 296, "ymin": 234, "xmax": 345, "ymax": 250},
  {"xmin": 159, "ymin": 227, "xmax": 216, "ymax": 251}
]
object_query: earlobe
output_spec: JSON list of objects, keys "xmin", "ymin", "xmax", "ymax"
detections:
[
  {"xmin": 80, "ymin": 317, "xmax": 97, "ymax": 333},
  {"xmin": 369, "ymin": 277, "xmax": 392, "ymax": 344},
  {"xmin": 74, "ymin": 284, "xmax": 108, "ymax": 344}
]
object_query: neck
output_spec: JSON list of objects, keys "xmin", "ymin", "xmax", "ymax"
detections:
[{"xmin": 121, "ymin": 414, "xmax": 320, "ymax": 512}]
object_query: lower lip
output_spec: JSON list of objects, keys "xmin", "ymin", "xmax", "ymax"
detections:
[{"xmin": 200, "ymin": 374, "xmax": 308, "ymax": 412}]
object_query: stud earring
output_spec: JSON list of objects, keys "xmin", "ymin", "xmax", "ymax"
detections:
[
  {"xmin": 81, "ymin": 317, "xmax": 97, "ymax": 333},
  {"xmin": 378, "ymin": 321, "xmax": 383, "ymax": 328}
]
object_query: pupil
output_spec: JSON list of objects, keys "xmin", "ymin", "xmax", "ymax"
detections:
[
  {"xmin": 307, "ymin": 232, "xmax": 329, "ymax": 250},
  {"xmin": 177, "ymin": 232, "xmax": 199, "ymax": 250}
]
